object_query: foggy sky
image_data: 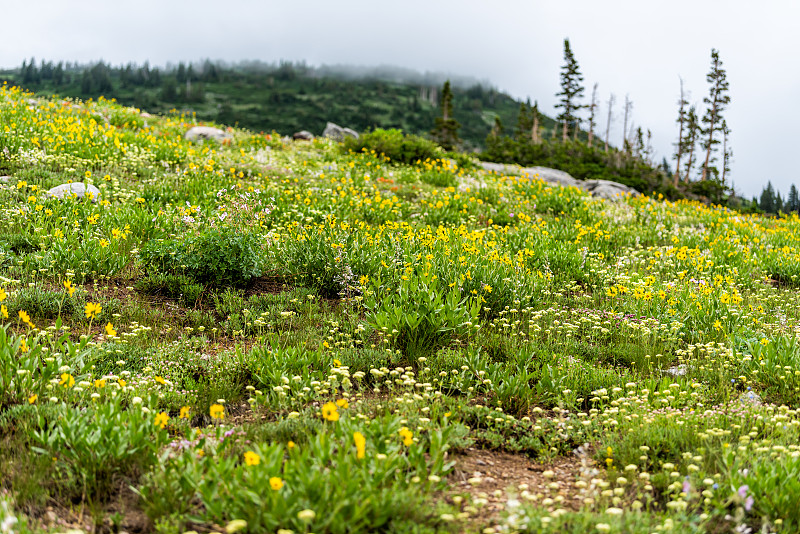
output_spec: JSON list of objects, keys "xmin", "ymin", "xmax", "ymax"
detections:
[{"xmin": 3, "ymin": 0, "xmax": 798, "ymax": 198}]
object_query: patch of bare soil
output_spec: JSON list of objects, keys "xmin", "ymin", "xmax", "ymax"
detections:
[
  {"xmin": 244, "ymin": 273, "xmax": 292, "ymax": 297},
  {"xmin": 445, "ymin": 446, "xmax": 597, "ymax": 528}
]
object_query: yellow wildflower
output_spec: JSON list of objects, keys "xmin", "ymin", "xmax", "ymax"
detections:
[
  {"xmin": 399, "ymin": 427, "xmax": 413, "ymax": 446},
  {"xmin": 210, "ymin": 403, "xmax": 225, "ymax": 420},
  {"xmin": 85, "ymin": 302, "xmax": 102, "ymax": 319},
  {"xmin": 269, "ymin": 477, "xmax": 284, "ymax": 490},
  {"xmin": 244, "ymin": 451, "xmax": 260, "ymax": 466},
  {"xmin": 321, "ymin": 402, "xmax": 339, "ymax": 422},
  {"xmin": 354, "ymin": 431, "xmax": 366, "ymax": 459},
  {"xmin": 154, "ymin": 412, "xmax": 169, "ymax": 429}
]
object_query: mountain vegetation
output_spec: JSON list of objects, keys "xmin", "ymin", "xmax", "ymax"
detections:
[{"xmin": 1, "ymin": 83, "xmax": 800, "ymax": 534}]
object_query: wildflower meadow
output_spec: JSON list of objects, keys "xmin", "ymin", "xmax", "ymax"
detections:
[{"xmin": 1, "ymin": 82, "xmax": 800, "ymax": 533}]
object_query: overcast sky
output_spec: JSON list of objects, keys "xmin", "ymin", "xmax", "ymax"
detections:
[{"xmin": 2, "ymin": 0, "xmax": 796, "ymax": 198}]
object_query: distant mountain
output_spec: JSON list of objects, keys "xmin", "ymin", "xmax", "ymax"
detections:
[{"xmin": 0, "ymin": 59, "xmax": 557, "ymax": 151}]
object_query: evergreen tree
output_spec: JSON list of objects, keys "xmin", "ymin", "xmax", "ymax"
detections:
[
  {"xmin": 431, "ymin": 80, "xmax": 460, "ymax": 151},
  {"xmin": 682, "ymin": 106, "xmax": 699, "ymax": 183},
  {"xmin": 700, "ymin": 49, "xmax": 731, "ymax": 181},
  {"xmin": 514, "ymin": 100, "xmax": 533, "ymax": 141},
  {"xmin": 788, "ymin": 184, "xmax": 799, "ymax": 212},
  {"xmin": 759, "ymin": 182, "xmax": 776, "ymax": 213},
  {"xmin": 555, "ymin": 38, "xmax": 585, "ymax": 142}
]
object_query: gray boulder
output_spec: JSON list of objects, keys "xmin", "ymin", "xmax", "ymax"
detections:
[
  {"xmin": 46, "ymin": 182, "xmax": 101, "ymax": 203},
  {"xmin": 184, "ymin": 126, "xmax": 232, "ymax": 143},
  {"xmin": 322, "ymin": 122, "xmax": 358, "ymax": 142},
  {"xmin": 523, "ymin": 166, "xmax": 581, "ymax": 188},
  {"xmin": 293, "ymin": 131, "xmax": 314, "ymax": 141},
  {"xmin": 583, "ymin": 179, "xmax": 638, "ymax": 200},
  {"xmin": 478, "ymin": 162, "xmax": 510, "ymax": 174}
]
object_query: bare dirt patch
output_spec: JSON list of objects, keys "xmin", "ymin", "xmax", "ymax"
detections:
[{"xmin": 445, "ymin": 446, "xmax": 597, "ymax": 527}]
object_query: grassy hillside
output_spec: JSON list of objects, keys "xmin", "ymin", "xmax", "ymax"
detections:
[
  {"xmin": 2, "ymin": 85, "xmax": 800, "ymax": 533},
  {"xmin": 0, "ymin": 60, "xmax": 557, "ymax": 151}
]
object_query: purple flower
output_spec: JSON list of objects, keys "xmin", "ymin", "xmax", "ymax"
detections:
[
  {"xmin": 745, "ymin": 496, "xmax": 754, "ymax": 511},
  {"xmin": 737, "ymin": 485, "xmax": 749, "ymax": 499},
  {"xmin": 682, "ymin": 479, "xmax": 691, "ymax": 494}
]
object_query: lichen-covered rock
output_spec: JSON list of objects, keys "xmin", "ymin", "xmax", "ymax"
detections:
[
  {"xmin": 184, "ymin": 126, "xmax": 232, "ymax": 143},
  {"xmin": 46, "ymin": 182, "xmax": 101, "ymax": 203}
]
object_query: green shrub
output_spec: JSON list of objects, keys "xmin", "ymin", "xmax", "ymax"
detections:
[
  {"xmin": 140, "ymin": 227, "xmax": 264, "ymax": 287},
  {"xmin": 344, "ymin": 128, "xmax": 440, "ymax": 165}
]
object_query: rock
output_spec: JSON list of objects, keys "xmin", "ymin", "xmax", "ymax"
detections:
[
  {"xmin": 479, "ymin": 161, "xmax": 518, "ymax": 175},
  {"xmin": 322, "ymin": 122, "xmax": 358, "ymax": 142},
  {"xmin": 583, "ymin": 179, "xmax": 638, "ymax": 200},
  {"xmin": 46, "ymin": 182, "xmax": 101, "ymax": 203},
  {"xmin": 184, "ymin": 126, "xmax": 232, "ymax": 143},
  {"xmin": 478, "ymin": 161, "xmax": 639, "ymax": 199},
  {"xmin": 342, "ymin": 127, "xmax": 360, "ymax": 140},
  {"xmin": 293, "ymin": 131, "xmax": 314, "ymax": 141},
  {"xmin": 524, "ymin": 166, "xmax": 581, "ymax": 188}
]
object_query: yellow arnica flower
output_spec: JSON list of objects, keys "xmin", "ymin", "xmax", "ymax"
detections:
[
  {"xmin": 209, "ymin": 404, "xmax": 225, "ymax": 419},
  {"xmin": 85, "ymin": 302, "xmax": 102, "ymax": 319},
  {"xmin": 353, "ymin": 431, "xmax": 366, "ymax": 459},
  {"xmin": 287, "ymin": 441, "xmax": 296, "ymax": 449},
  {"xmin": 59, "ymin": 373, "xmax": 75, "ymax": 388},
  {"xmin": 18, "ymin": 310, "xmax": 35, "ymax": 328},
  {"xmin": 105, "ymin": 322, "xmax": 117, "ymax": 337},
  {"xmin": 269, "ymin": 477, "xmax": 284, "ymax": 490},
  {"xmin": 1, "ymin": 305, "xmax": 7, "ymax": 319},
  {"xmin": 154, "ymin": 412, "xmax": 169, "ymax": 429},
  {"xmin": 321, "ymin": 402, "xmax": 339, "ymax": 422},
  {"xmin": 0, "ymin": 287, "xmax": 6, "ymax": 302},
  {"xmin": 244, "ymin": 451, "xmax": 260, "ymax": 466},
  {"xmin": 63, "ymin": 280, "xmax": 75, "ymax": 296},
  {"xmin": 154, "ymin": 376, "xmax": 166, "ymax": 385},
  {"xmin": 94, "ymin": 379, "xmax": 106, "ymax": 389},
  {"xmin": 336, "ymin": 398, "xmax": 349, "ymax": 409},
  {"xmin": 179, "ymin": 406, "xmax": 191, "ymax": 419},
  {"xmin": 399, "ymin": 427, "xmax": 414, "ymax": 446},
  {"xmin": 28, "ymin": 394, "xmax": 38, "ymax": 404}
]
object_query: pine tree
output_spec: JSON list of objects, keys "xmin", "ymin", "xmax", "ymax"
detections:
[
  {"xmin": 431, "ymin": 80, "xmax": 460, "ymax": 151},
  {"xmin": 700, "ymin": 49, "xmax": 731, "ymax": 181},
  {"xmin": 759, "ymin": 182, "xmax": 776, "ymax": 213},
  {"xmin": 514, "ymin": 100, "xmax": 533, "ymax": 141},
  {"xmin": 682, "ymin": 106, "xmax": 699, "ymax": 183},
  {"xmin": 673, "ymin": 78, "xmax": 689, "ymax": 187},
  {"xmin": 788, "ymin": 184, "xmax": 799, "ymax": 213},
  {"xmin": 555, "ymin": 38, "xmax": 585, "ymax": 142}
]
